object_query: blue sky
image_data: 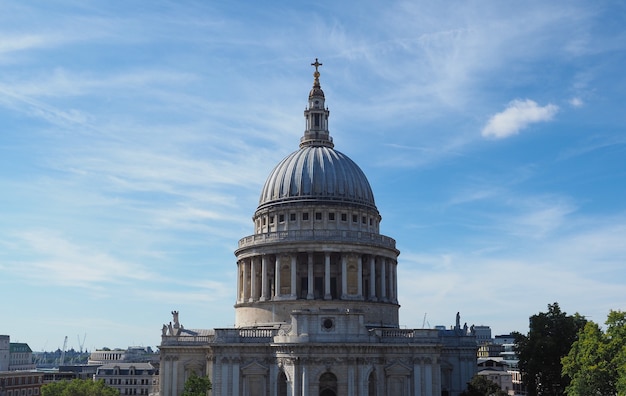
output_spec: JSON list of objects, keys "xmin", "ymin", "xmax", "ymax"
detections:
[{"xmin": 1, "ymin": 1, "xmax": 625, "ymax": 352}]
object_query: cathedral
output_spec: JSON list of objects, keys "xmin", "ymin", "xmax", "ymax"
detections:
[{"xmin": 158, "ymin": 60, "xmax": 477, "ymax": 396}]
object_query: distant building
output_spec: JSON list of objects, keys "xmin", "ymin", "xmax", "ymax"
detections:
[
  {"xmin": 95, "ymin": 362, "xmax": 158, "ymax": 396},
  {"xmin": 476, "ymin": 360, "xmax": 513, "ymax": 395},
  {"xmin": 0, "ymin": 336, "xmax": 9, "ymax": 372},
  {"xmin": 89, "ymin": 347, "xmax": 158, "ymax": 365},
  {"xmin": 57, "ymin": 365, "xmax": 100, "ymax": 381},
  {"xmin": 0, "ymin": 371, "xmax": 44, "ymax": 396},
  {"xmin": 9, "ymin": 344, "xmax": 35, "ymax": 371},
  {"xmin": 475, "ymin": 334, "xmax": 525, "ymax": 396},
  {"xmin": 493, "ymin": 335, "xmax": 518, "ymax": 365},
  {"xmin": 40, "ymin": 369, "xmax": 76, "ymax": 384},
  {"xmin": 472, "ymin": 326, "xmax": 492, "ymax": 345},
  {"xmin": 477, "ymin": 343, "xmax": 504, "ymax": 359},
  {"xmin": 0, "ymin": 336, "xmax": 36, "ymax": 372}
]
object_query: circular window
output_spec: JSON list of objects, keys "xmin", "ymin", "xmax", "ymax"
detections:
[{"xmin": 322, "ymin": 318, "xmax": 334, "ymax": 330}]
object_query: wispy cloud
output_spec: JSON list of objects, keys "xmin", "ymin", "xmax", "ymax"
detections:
[
  {"xmin": 6, "ymin": 230, "xmax": 157, "ymax": 288},
  {"xmin": 397, "ymin": 212, "xmax": 626, "ymax": 333},
  {"xmin": 569, "ymin": 97, "xmax": 584, "ymax": 107},
  {"xmin": 0, "ymin": 34, "xmax": 59, "ymax": 55},
  {"xmin": 482, "ymin": 99, "xmax": 559, "ymax": 139}
]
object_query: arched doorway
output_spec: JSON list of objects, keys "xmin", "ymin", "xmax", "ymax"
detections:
[
  {"xmin": 319, "ymin": 372, "xmax": 337, "ymax": 396},
  {"xmin": 368, "ymin": 371, "xmax": 377, "ymax": 396},
  {"xmin": 277, "ymin": 371, "xmax": 288, "ymax": 396}
]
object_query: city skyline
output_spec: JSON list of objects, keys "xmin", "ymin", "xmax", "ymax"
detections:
[{"xmin": 1, "ymin": 1, "xmax": 625, "ymax": 351}]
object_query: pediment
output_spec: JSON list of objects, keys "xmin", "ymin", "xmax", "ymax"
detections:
[
  {"xmin": 241, "ymin": 360, "xmax": 269, "ymax": 376},
  {"xmin": 385, "ymin": 361, "xmax": 411, "ymax": 376}
]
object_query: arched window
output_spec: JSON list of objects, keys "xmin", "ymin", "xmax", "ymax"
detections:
[
  {"xmin": 368, "ymin": 371, "xmax": 377, "ymax": 396},
  {"xmin": 277, "ymin": 371, "xmax": 288, "ymax": 396},
  {"xmin": 319, "ymin": 372, "xmax": 337, "ymax": 396}
]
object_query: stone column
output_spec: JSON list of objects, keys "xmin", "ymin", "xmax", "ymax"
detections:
[
  {"xmin": 357, "ymin": 255, "xmax": 363, "ymax": 298},
  {"xmin": 387, "ymin": 259, "xmax": 392, "ymax": 303},
  {"xmin": 292, "ymin": 359, "xmax": 300, "ymax": 396},
  {"xmin": 290, "ymin": 254, "xmax": 297, "ymax": 299},
  {"xmin": 391, "ymin": 260, "xmax": 398, "ymax": 303},
  {"xmin": 220, "ymin": 358, "xmax": 228, "ymax": 396},
  {"xmin": 161, "ymin": 357, "xmax": 170, "ymax": 396},
  {"xmin": 380, "ymin": 258, "xmax": 387, "ymax": 301},
  {"xmin": 324, "ymin": 252, "xmax": 331, "ymax": 300},
  {"xmin": 232, "ymin": 360, "xmax": 240, "ymax": 396},
  {"xmin": 236, "ymin": 260, "xmax": 241, "ymax": 303},
  {"xmin": 413, "ymin": 359, "xmax": 422, "ymax": 396},
  {"xmin": 425, "ymin": 361, "xmax": 433, "ymax": 396},
  {"xmin": 433, "ymin": 358, "xmax": 441, "ymax": 396},
  {"xmin": 243, "ymin": 259, "xmax": 250, "ymax": 302},
  {"xmin": 341, "ymin": 254, "xmax": 347, "ymax": 299},
  {"xmin": 250, "ymin": 257, "xmax": 257, "ymax": 302},
  {"xmin": 307, "ymin": 253, "xmax": 314, "ymax": 300},
  {"xmin": 269, "ymin": 362, "xmax": 277, "ymax": 396},
  {"xmin": 275, "ymin": 257, "xmax": 281, "ymax": 299},
  {"xmin": 347, "ymin": 363, "xmax": 355, "ymax": 395},
  {"xmin": 172, "ymin": 358, "xmax": 179, "ymax": 396},
  {"xmin": 302, "ymin": 364, "xmax": 308, "ymax": 396},
  {"xmin": 369, "ymin": 256, "xmax": 376, "ymax": 301},
  {"xmin": 260, "ymin": 255, "xmax": 268, "ymax": 301}
]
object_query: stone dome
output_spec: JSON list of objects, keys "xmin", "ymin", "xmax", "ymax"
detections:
[
  {"xmin": 257, "ymin": 145, "xmax": 376, "ymax": 211},
  {"xmin": 257, "ymin": 59, "xmax": 377, "ymax": 214}
]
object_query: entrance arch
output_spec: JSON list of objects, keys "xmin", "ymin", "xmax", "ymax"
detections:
[
  {"xmin": 319, "ymin": 372, "xmax": 337, "ymax": 396},
  {"xmin": 368, "ymin": 371, "xmax": 377, "ymax": 396},
  {"xmin": 277, "ymin": 371, "xmax": 288, "ymax": 396}
]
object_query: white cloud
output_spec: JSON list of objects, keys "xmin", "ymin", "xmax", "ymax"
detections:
[
  {"xmin": 569, "ymin": 97, "xmax": 584, "ymax": 107},
  {"xmin": 482, "ymin": 99, "xmax": 559, "ymax": 139},
  {"xmin": 7, "ymin": 230, "xmax": 157, "ymax": 287},
  {"xmin": 0, "ymin": 34, "xmax": 52, "ymax": 54}
]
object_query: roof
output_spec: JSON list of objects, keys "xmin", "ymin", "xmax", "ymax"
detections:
[
  {"xmin": 9, "ymin": 343, "xmax": 32, "ymax": 353},
  {"xmin": 97, "ymin": 362, "xmax": 155, "ymax": 370},
  {"xmin": 258, "ymin": 146, "xmax": 376, "ymax": 212}
]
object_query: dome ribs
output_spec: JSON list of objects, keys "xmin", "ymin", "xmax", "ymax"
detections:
[{"xmin": 257, "ymin": 146, "xmax": 376, "ymax": 212}]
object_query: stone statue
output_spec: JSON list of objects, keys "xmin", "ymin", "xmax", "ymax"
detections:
[{"xmin": 172, "ymin": 311, "xmax": 180, "ymax": 328}]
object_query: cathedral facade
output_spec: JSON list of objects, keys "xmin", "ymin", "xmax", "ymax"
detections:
[{"xmin": 158, "ymin": 60, "xmax": 477, "ymax": 396}]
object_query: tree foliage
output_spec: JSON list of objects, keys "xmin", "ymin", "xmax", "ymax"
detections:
[
  {"xmin": 513, "ymin": 302, "xmax": 586, "ymax": 396},
  {"xmin": 461, "ymin": 375, "xmax": 508, "ymax": 396},
  {"xmin": 562, "ymin": 310, "xmax": 626, "ymax": 396},
  {"xmin": 182, "ymin": 372, "xmax": 212, "ymax": 396},
  {"xmin": 42, "ymin": 379, "xmax": 119, "ymax": 396}
]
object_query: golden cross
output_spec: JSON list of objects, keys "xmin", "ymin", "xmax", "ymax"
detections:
[{"xmin": 311, "ymin": 58, "xmax": 322, "ymax": 72}]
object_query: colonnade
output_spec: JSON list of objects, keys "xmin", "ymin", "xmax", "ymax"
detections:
[
  {"xmin": 236, "ymin": 252, "xmax": 398, "ymax": 304},
  {"xmin": 206, "ymin": 356, "xmax": 441, "ymax": 396}
]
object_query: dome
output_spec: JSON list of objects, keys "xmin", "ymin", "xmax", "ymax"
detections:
[
  {"xmin": 257, "ymin": 58, "xmax": 376, "ymax": 213},
  {"xmin": 257, "ymin": 145, "xmax": 376, "ymax": 211}
]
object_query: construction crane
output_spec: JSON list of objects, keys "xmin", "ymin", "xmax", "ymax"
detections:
[
  {"xmin": 59, "ymin": 336, "xmax": 67, "ymax": 367},
  {"xmin": 77, "ymin": 333, "xmax": 87, "ymax": 354}
]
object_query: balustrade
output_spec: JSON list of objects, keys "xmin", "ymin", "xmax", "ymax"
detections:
[{"xmin": 238, "ymin": 230, "xmax": 396, "ymax": 250}]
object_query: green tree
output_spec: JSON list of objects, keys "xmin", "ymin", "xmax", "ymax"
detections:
[
  {"xmin": 562, "ymin": 310, "xmax": 626, "ymax": 396},
  {"xmin": 461, "ymin": 375, "xmax": 508, "ymax": 396},
  {"xmin": 182, "ymin": 372, "xmax": 212, "ymax": 396},
  {"xmin": 42, "ymin": 379, "xmax": 119, "ymax": 396},
  {"xmin": 513, "ymin": 302, "xmax": 586, "ymax": 396}
]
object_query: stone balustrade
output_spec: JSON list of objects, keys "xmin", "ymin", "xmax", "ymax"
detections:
[
  {"xmin": 238, "ymin": 230, "xmax": 396, "ymax": 250},
  {"xmin": 161, "ymin": 327, "xmax": 449, "ymax": 346}
]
